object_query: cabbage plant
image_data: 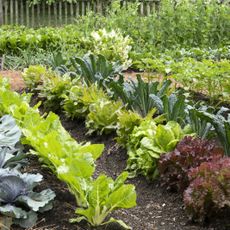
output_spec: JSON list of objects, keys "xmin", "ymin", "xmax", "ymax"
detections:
[{"xmin": 0, "ymin": 168, "xmax": 55, "ymax": 228}]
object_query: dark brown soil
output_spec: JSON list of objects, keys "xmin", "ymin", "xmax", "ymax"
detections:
[{"xmin": 13, "ymin": 114, "xmax": 230, "ymax": 230}]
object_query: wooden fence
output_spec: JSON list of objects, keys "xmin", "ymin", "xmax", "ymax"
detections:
[{"xmin": 0, "ymin": 0, "xmax": 160, "ymax": 27}]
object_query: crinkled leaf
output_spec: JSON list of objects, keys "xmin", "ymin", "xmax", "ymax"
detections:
[
  {"xmin": 13, "ymin": 211, "xmax": 37, "ymax": 228},
  {"xmin": 19, "ymin": 189, "xmax": 56, "ymax": 212}
]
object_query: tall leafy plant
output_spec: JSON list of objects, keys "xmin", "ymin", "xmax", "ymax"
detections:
[
  {"xmin": 110, "ymin": 76, "xmax": 172, "ymax": 117},
  {"xmin": 70, "ymin": 53, "xmax": 123, "ymax": 88},
  {"xmin": 195, "ymin": 108, "xmax": 230, "ymax": 155}
]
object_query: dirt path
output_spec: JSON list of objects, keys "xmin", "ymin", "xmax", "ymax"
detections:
[{"xmin": 0, "ymin": 70, "xmax": 25, "ymax": 91}]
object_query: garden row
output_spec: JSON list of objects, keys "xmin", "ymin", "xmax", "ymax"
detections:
[
  {"xmin": 20, "ymin": 52, "xmax": 230, "ymax": 225},
  {"xmin": 0, "ymin": 78, "xmax": 136, "ymax": 229}
]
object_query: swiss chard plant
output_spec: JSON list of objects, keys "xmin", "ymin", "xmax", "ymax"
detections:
[
  {"xmin": 0, "ymin": 168, "xmax": 55, "ymax": 228},
  {"xmin": 70, "ymin": 172, "xmax": 136, "ymax": 229},
  {"xmin": 158, "ymin": 136, "xmax": 224, "ymax": 192},
  {"xmin": 183, "ymin": 157, "xmax": 230, "ymax": 222},
  {"xmin": 126, "ymin": 118, "xmax": 189, "ymax": 179}
]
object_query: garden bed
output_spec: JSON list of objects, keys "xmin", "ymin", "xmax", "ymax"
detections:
[
  {"xmin": 12, "ymin": 112, "xmax": 229, "ymax": 230},
  {"xmin": 0, "ymin": 69, "xmax": 227, "ymax": 230}
]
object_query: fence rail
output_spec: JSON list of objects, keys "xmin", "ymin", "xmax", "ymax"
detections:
[{"xmin": 0, "ymin": 0, "xmax": 160, "ymax": 27}]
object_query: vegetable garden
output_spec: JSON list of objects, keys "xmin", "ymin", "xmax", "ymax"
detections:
[{"xmin": 0, "ymin": 0, "xmax": 230, "ymax": 229}]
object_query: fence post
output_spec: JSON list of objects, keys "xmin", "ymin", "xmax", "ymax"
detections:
[{"xmin": 0, "ymin": 0, "xmax": 3, "ymax": 25}]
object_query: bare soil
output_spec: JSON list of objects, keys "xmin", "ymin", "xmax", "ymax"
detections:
[{"xmin": 0, "ymin": 70, "xmax": 25, "ymax": 91}]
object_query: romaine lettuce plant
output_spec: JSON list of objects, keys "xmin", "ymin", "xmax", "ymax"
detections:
[
  {"xmin": 158, "ymin": 136, "xmax": 224, "ymax": 192},
  {"xmin": 0, "ymin": 168, "xmax": 55, "ymax": 228},
  {"xmin": 183, "ymin": 157, "xmax": 230, "ymax": 222}
]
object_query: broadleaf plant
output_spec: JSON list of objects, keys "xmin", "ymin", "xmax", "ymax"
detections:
[
  {"xmin": 0, "ymin": 168, "xmax": 55, "ymax": 228},
  {"xmin": 195, "ymin": 107, "xmax": 230, "ymax": 155},
  {"xmin": 70, "ymin": 53, "xmax": 123, "ymax": 89},
  {"xmin": 70, "ymin": 172, "xmax": 136, "ymax": 229},
  {"xmin": 126, "ymin": 117, "xmax": 189, "ymax": 179},
  {"xmin": 110, "ymin": 76, "xmax": 172, "ymax": 117}
]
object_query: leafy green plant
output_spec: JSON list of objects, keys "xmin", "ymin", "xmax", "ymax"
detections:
[
  {"xmin": 90, "ymin": 29, "xmax": 132, "ymax": 69},
  {"xmin": 116, "ymin": 110, "xmax": 143, "ymax": 147},
  {"xmin": 183, "ymin": 157, "xmax": 230, "ymax": 222},
  {"xmin": 70, "ymin": 172, "xmax": 136, "ymax": 229},
  {"xmin": 70, "ymin": 53, "xmax": 123, "ymax": 88},
  {"xmin": 0, "ymin": 115, "xmax": 21, "ymax": 148},
  {"xmin": 150, "ymin": 92, "xmax": 187, "ymax": 126},
  {"xmin": 171, "ymin": 58, "xmax": 230, "ymax": 101},
  {"xmin": 195, "ymin": 108, "xmax": 230, "ymax": 155},
  {"xmin": 0, "ymin": 79, "xmax": 137, "ymax": 229},
  {"xmin": 0, "ymin": 115, "xmax": 26, "ymax": 169},
  {"xmin": 0, "ymin": 147, "xmax": 26, "ymax": 169},
  {"xmin": 110, "ymin": 76, "xmax": 172, "ymax": 117},
  {"xmin": 86, "ymin": 99, "xmax": 123, "ymax": 135},
  {"xmin": 63, "ymin": 83, "xmax": 109, "ymax": 119},
  {"xmin": 37, "ymin": 73, "xmax": 75, "ymax": 111},
  {"xmin": 158, "ymin": 136, "xmax": 224, "ymax": 192},
  {"xmin": 187, "ymin": 105, "xmax": 214, "ymax": 139},
  {"xmin": 0, "ymin": 168, "xmax": 55, "ymax": 228},
  {"xmin": 126, "ymin": 118, "xmax": 189, "ymax": 179},
  {"xmin": 22, "ymin": 65, "xmax": 48, "ymax": 89}
]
